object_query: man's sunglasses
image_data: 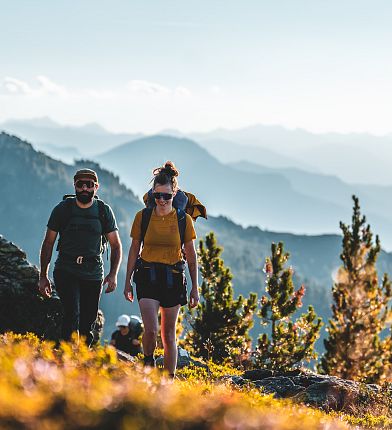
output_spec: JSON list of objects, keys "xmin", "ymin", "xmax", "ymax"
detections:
[
  {"xmin": 153, "ymin": 192, "xmax": 173, "ymax": 201},
  {"xmin": 75, "ymin": 180, "xmax": 96, "ymax": 189}
]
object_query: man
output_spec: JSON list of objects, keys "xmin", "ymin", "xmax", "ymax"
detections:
[
  {"xmin": 38, "ymin": 168, "xmax": 122, "ymax": 345},
  {"xmin": 110, "ymin": 314, "xmax": 143, "ymax": 356}
]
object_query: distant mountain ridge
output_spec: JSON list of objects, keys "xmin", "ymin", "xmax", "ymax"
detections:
[
  {"xmin": 230, "ymin": 160, "xmax": 392, "ymax": 223},
  {"xmin": 5, "ymin": 117, "xmax": 392, "ymax": 185},
  {"xmin": 95, "ymin": 134, "xmax": 392, "ymax": 250},
  {"xmin": 0, "ymin": 117, "xmax": 142, "ymax": 156},
  {"xmin": 189, "ymin": 124, "xmax": 392, "ymax": 186}
]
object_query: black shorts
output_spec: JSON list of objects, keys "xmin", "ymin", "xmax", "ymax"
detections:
[{"xmin": 134, "ymin": 263, "xmax": 188, "ymax": 308}]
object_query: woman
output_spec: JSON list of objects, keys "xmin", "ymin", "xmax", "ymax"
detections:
[{"xmin": 124, "ymin": 161, "xmax": 199, "ymax": 377}]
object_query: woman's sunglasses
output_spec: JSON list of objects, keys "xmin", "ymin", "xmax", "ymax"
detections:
[
  {"xmin": 153, "ymin": 192, "xmax": 173, "ymax": 201},
  {"xmin": 75, "ymin": 180, "xmax": 96, "ymax": 189}
]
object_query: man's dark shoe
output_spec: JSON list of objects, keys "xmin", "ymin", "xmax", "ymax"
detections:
[{"xmin": 143, "ymin": 354, "xmax": 156, "ymax": 367}]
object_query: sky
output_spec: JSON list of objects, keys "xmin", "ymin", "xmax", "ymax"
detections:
[{"xmin": 1, "ymin": 0, "xmax": 392, "ymax": 134}]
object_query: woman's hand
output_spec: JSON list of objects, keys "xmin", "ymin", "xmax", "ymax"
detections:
[
  {"xmin": 124, "ymin": 280, "xmax": 134, "ymax": 302},
  {"xmin": 189, "ymin": 285, "xmax": 200, "ymax": 308}
]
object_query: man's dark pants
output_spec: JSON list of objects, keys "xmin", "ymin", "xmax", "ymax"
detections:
[{"xmin": 54, "ymin": 269, "xmax": 102, "ymax": 345}]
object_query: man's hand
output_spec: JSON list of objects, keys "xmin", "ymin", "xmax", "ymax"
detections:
[
  {"xmin": 103, "ymin": 272, "xmax": 117, "ymax": 293},
  {"xmin": 189, "ymin": 285, "xmax": 200, "ymax": 308},
  {"xmin": 38, "ymin": 276, "xmax": 52, "ymax": 298},
  {"xmin": 124, "ymin": 280, "xmax": 134, "ymax": 302}
]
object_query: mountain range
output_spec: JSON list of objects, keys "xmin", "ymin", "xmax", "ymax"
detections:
[
  {"xmin": 3, "ymin": 118, "xmax": 392, "ymax": 185},
  {"xmin": 95, "ymin": 134, "xmax": 392, "ymax": 250},
  {"xmin": 0, "ymin": 117, "xmax": 140, "ymax": 159},
  {"xmin": 2, "ymin": 131, "xmax": 392, "ymax": 349},
  {"xmin": 188, "ymin": 125, "xmax": 392, "ymax": 186}
]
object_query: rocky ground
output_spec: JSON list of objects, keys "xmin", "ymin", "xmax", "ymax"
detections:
[{"xmin": 229, "ymin": 368, "xmax": 390, "ymax": 414}]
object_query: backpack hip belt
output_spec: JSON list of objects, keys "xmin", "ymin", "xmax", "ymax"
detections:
[
  {"xmin": 59, "ymin": 252, "xmax": 101, "ymax": 264},
  {"xmin": 135, "ymin": 258, "xmax": 186, "ymax": 289}
]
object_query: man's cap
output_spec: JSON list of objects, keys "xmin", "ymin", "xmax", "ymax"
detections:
[
  {"xmin": 116, "ymin": 314, "xmax": 131, "ymax": 327},
  {"xmin": 74, "ymin": 168, "xmax": 98, "ymax": 183}
]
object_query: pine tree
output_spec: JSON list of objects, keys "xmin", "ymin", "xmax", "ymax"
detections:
[
  {"xmin": 184, "ymin": 232, "xmax": 257, "ymax": 363},
  {"xmin": 254, "ymin": 242, "xmax": 322, "ymax": 371},
  {"xmin": 320, "ymin": 196, "xmax": 392, "ymax": 383}
]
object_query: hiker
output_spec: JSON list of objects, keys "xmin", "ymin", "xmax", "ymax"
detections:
[
  {"xmin": 38, "ymin": 168, "xmax": 122, "ymax": 345},
  {"xmin": 110, "ymin": 314, "xmax": 143, "ymax": 356},
  {"xmin": 123, "ymin": 161, "xmax": 200, "ymax": 378}
]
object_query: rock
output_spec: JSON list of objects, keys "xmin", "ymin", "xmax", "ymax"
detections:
[
  {"xmin": 253, "ymin": 376, "xmax": 305, "ymax": 398},
  {"xmin": 116, "ymin": 349, "xmax": 136, "ymax": 363},
  {"xmin": 290, "ymin": 374, "xmax": 332, "ymax": 388},
  {"xmin": 0, "ymin": 235, "xmax": 105, "ymax": 343},
  {"xmin": 238, "ymin": 367, "xmax": 386, "ymax": 412},
  {"xmin": 243, "ymin": 369, "xmax": 274, "ymax": 381},
  {"xmin": 0, "ymin": 235, "xmax": 63, "ymax": 340},
  {"xmin": 293, "ymin": 379, "xmax": 361, "ymax": 412}
]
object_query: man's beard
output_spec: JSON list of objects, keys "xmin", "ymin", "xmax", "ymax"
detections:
[{"xmin": 76, "ymin": 190, "xmax": 94, "ymax": 204}]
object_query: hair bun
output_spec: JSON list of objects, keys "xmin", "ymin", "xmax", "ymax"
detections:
[
  {"xmin": 163, "ymin": 161, "xmax": 179, "ymax": 177},
  {"xmin": 152, "ymin": 160, "xmax": 179, "ymax": 177}
]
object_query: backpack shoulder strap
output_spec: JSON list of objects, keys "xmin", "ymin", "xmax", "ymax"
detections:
[
  {"xmin": 176, "ymin": 208, "xmax": 187, "ymax": 246},
  {"xmin": 96, "ymin": 199, "xmax": 108, "ymax": 232},
  {"xmin": 56, "ymin": 198, "xmax": 75, "ymax": 251},
  {"xmin": 59, "ymin": 197, "xmax": 75, "ymax": 233},
  {"xmin": 141, "ymin": 208, "xmax": 153, "ymax": 244},
  {"xmin": 96, "ymin": 200, "xmax": 110, "ymax": 258}
]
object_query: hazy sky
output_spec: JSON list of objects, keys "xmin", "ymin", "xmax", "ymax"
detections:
[{"xmin": 1, "ymin": 0, "xmax": 392, "ymax": 134}]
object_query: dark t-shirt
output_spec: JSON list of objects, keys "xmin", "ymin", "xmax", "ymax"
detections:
[
  {"xmin": 111, "ymin": 330, "xmax": 142, "ymax": 356},
  {"xmin": 47, "ymin": 198, "xmax": 118, "ymax": 280}
]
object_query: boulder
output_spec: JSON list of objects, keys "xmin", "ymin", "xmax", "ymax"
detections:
[
  {"xmin": 229, "ymin": 367, "xmax": 388, "ymax": 412},
  {"xmin": 293, "ymin": 379, "xmax": 360, "ymax": 411},
  {"xmin": 0, "ymin": 235, "xmax": 62, "ymax": 340},
  {"xmin": 0, "ymin": 235, "xmax": 105, "ymax": 343},
  {"xmin": 253, "ymin": 376, "xmax": 304, "ymax": 398},
  {"xmin": 243, "ymin": 369, "xmax": 274, "ymax": 381}
]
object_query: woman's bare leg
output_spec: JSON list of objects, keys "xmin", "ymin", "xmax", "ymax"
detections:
[
  {"xmin": 160, "ymin": 305, "xmax": 181, "ymax": 374},
  {"xmin": 139, "ymin": 298, "xmax": 160, "ymax": 356}
]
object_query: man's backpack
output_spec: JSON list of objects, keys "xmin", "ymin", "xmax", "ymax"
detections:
[{"xmin": 56, "ymin": 195, "xmax": 109, "ymax": 256}]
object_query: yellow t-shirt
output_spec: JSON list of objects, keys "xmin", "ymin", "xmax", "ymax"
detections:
[{"xmin": 130, "ymin": 209, "xmax": 196, "ymax": 265}]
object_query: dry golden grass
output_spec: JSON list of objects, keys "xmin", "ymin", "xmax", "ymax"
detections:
[{"xmin": 0, "ymin": 333, "xmax": 388, "ymax": 429}]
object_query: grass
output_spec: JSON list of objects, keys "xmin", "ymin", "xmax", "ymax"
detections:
[{"xmin": 0, "ymin": 333, "xmax": 390, "ymax": 429}]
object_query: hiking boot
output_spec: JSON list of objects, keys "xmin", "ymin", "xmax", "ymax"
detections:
[{"xmin": 143, "ymin": 355, "xmax": 156, "ymax": 367}]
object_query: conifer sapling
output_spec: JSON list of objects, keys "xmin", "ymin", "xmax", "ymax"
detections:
[
  {"xmin": 255, "ymin": 241, "xmax": 322, "ymax": 371},
  {"xmin": 184, "ymin": 232, "xmax": 257, "ymax": 364}
]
